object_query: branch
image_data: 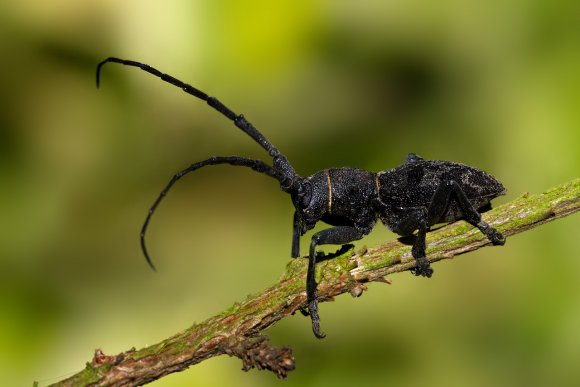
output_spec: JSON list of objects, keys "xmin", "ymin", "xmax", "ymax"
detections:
[{"xmin": 50, "ymin": 178, "xmax": 579, "ymax": 386}]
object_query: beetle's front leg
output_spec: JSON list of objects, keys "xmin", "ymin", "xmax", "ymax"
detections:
[
  {"xmin": 307, "ymin": 226, "xmax": 368, "ymax": 338},
  {"xmin": 291, "ymin": 211, "xmax": 301, "ymax": 258}
]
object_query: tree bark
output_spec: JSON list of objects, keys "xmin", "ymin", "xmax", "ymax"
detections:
[{"xmin": 49, "ymin": 178, "xmax": 579, "ymax": 386}]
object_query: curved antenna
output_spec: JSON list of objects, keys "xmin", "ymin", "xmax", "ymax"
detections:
[
  {"xmin": 97, "ymin": 57, "xmax": 281, "ymax": 158},
  {"xmin": 140, "ymin": 156, "xmax": 280, "ymax": 271}
]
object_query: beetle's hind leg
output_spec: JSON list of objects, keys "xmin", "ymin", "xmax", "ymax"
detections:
[
  {"xmin": 389, "ymin": 179, "xmax": 505, "ymax": 278},
  {"xmin": 428, "ymin": 180, "xmax": 505, "ymax": 245}
]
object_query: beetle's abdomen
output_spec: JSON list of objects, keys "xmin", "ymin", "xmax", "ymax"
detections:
[{"xmin": 378, "ymin": 160, "xmax": 505, "ymax": 217}]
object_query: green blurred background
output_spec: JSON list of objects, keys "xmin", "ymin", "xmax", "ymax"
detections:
[{"xmin": 1, "ymin": 1, "xmax": 579, "ymax": 386}]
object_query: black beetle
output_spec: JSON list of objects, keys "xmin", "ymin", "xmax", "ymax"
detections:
[{"xmin": 97, "ymin": 57, "xmax": 506, "ymax": 338}]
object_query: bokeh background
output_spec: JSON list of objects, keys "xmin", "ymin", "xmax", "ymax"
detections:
[{"xmin": 1, "ymin": 1, "xmax": 579, "ymax": 386}]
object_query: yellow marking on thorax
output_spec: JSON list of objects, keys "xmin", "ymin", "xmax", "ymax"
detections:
[{"xmin": 326, "ymin": 170, "xmax": 332, "ymax": 213}]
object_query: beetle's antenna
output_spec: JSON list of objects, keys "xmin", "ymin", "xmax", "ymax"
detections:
[
  {"xmin": 97, "ymin": 58, "xmax": 283, "ymax": 158},
  {"xmin": 140, "ymin": 156, "xmax": 280, "ymax": 271}
]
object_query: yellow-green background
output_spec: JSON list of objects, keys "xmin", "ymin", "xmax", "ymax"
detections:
[{"xmin": 1, "ymin": 1, "xmax": 579, "ymax": 386}]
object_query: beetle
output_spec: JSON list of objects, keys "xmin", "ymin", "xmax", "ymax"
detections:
[{"xmin": 97, "ymin": 57, "xmax": 506, "ymax": 338}]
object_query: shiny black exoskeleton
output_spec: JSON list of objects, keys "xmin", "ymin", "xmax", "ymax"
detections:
[{"xmin": 97, "ymin": 58, "xmax": 506, "ymax": 339}]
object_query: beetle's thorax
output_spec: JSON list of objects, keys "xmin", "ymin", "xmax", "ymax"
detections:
[{"xmin": 295, "ymin": 168, "xmax": 378, "ymax": 229}]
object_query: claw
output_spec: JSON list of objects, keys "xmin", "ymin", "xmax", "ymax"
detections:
[
  {"xmin": 411, "ymin": 257, "xmax": 433, "ymax": 278},
  {"xmin": 478, "ymin": 221, "xmax": 506, "ymax": 246},
  {"xmin": 309, "ymin": 299, "xmax": 326, "ymax": 339},
  {"xmin": 489, "ymin": 229, "xmax": 506, "ymax": 245}
]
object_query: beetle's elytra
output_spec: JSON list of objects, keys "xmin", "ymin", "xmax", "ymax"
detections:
[{"xmin": 97, "ymin": 57, "xmax": 506, "ymax": 338}]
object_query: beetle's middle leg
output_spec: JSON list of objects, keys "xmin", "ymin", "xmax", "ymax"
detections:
[
  {"xmin": 307, "ymin": 226, "xmax": 369, "ymax": 339},
  {"xmin": 389, "ymin": 206, "xmax": 433, "ymax": 278}
]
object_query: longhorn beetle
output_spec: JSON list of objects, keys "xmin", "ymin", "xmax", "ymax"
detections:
[{"xmin": 97, "ymin": 57, "xmax": 506, "ymax": 338}]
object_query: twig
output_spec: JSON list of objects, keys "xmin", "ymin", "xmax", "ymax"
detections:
[{"xmin": 49, "ymin": 178, "xmax": 579, "ymax": 386}]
